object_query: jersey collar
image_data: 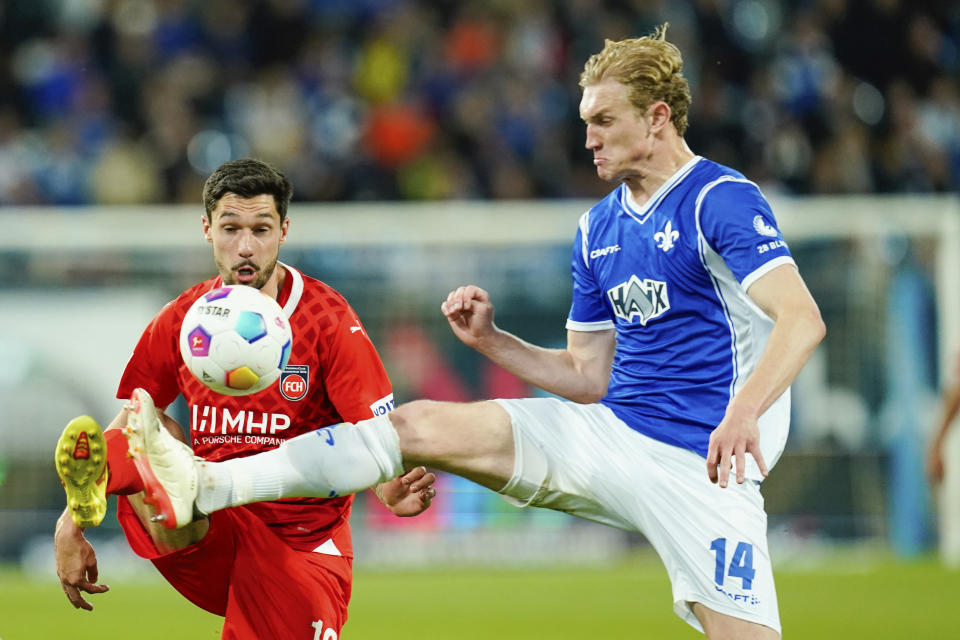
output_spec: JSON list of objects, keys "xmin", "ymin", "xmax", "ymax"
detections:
[
  {"xmin": 276, "ymin": 261, "xmax": 303, "ymax": 318},
  {"xmin": 620, "ymin": 155, "xmax": 702, "ymax": 224}
]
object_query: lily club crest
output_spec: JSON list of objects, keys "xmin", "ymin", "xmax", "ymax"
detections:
[{"xmin": 654, "ymin": 220, "xmax": 679, "ymax": 252}]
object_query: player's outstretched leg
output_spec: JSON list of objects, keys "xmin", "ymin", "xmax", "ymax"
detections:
[
  {"xmin": 123, "ymin": 388, "xmax": 199, "ymax": 530},
  {"xmin": 55, "ymin": 416, "xmax": 109, "ymax": 528}
]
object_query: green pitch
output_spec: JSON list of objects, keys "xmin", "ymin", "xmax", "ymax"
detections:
[{"xmin": 1, "ymin": 551, "xmax": 956, "ymax": 639}]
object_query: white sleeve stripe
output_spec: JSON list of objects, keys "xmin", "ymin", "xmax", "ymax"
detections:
[
  {"xmin": 694, "ymin": 177, "xmax": 757, "ymax": 401},
  {"xmin": 278, "ymin": 261, "xmax": 304, "ymax": 318},
  {"xmin": 566, "ymin": 318, "xmax": 615, "ymax": 331},
  {"xmin": 577, "ymin": 210, "xmax": 591, "ymax": 267},
  {"xmin": 693, "ymin": 175, "xmax": 759, "ymax": 217},
  {"xmin": 741, "ymin": 255, "xmax": 796, "ymax": 291}
]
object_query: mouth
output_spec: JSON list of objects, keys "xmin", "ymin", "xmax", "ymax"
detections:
[
  {"xmin": 232, "ymin": 263, "xmax": 259, "ymax": 284},
  {"xmin": 593, "ymin": 157, "xmax": 605, "ymax": 166}
]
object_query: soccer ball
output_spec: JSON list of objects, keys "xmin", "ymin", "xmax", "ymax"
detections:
[{"xmin": 179, "ymin": 285, "xmax": 292, "ymax": 396}]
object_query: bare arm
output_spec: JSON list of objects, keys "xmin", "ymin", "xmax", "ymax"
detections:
[
  {"xmin": 441, "ymin": 285, "xmax": 616, "ymax": 403},
  {"xmin": 706, "ymin": 264, "xmax": 826, "ymax": 487},
  {"xmin": 929, "ymin": 376, "xmax": 960, "ymax": 484},
  {"xmin": 55, "ymin": 404, "xmax": 131, "ymax": 610},
  {"xmin": 56, "ymin": 402, "xmax": 186, "ymax": 609}
]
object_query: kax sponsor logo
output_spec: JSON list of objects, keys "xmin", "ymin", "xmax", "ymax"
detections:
[
  {"xmin": 607, "ymin": 275, "xmax": 670, "ymax": 325},
  {"xmin": 280, "ymin": 364, "xmax": 309, "ymax": 401}
]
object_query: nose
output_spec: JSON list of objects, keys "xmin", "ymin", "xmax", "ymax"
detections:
[
  {"xmin": 237, "ymin": 230, "xmax": 255, "ymax": 257},
  {"xmin": 585, "ymin": 125, "xmax": 600, "ymax": 150}
]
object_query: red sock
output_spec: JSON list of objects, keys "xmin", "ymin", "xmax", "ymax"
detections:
[{"xmin": 105, "ymin": 429, "xmax": 144, "ymax": 495}]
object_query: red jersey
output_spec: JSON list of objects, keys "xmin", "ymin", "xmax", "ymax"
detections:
[{"xmin": 117, "ymin": 264, "xmax": 394, "ymax": 555}]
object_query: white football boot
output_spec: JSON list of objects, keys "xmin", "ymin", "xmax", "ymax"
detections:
[{"xmin": 123, "ymin": 388, "xmax": 201, "ymax": 529}]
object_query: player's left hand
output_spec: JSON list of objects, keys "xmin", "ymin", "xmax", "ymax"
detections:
[
  {"xmin": 376, "ymin": 466, "xmax": 437, "ymax": 517},
  {"xmin": 706, "ymin": 406, "xmax": 768, "ymax": 488}
]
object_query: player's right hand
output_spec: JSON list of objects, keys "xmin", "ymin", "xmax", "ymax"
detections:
[
  {"xmin": 441, "ymin": 285, "xmax": 497, "ymax": 349},
  {"xmin": 55, "ymin": 510, "xmax": 109, "ymax": 610}
]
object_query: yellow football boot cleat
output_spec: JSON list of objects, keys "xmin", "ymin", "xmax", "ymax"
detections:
[{"xmin": 55, "ymin": 415, "xmax": 109, "ymax": 528}]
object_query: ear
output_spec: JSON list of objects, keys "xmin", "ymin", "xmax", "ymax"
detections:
[
  {"xmin": 647, "ymin": 101, "xmax": 673, "ymax": 134},
  {"xmin": 201, "ymin": 215, "xmax": 213, "ymax": 243},
  {"xmin": 279, "ymin": 217, "xmax": 290, "ymax": 246}
]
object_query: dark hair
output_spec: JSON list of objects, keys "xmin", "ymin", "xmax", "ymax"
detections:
[{"xmin": 202, "ymin": 158, "xmax": 294, "ymax": 221}]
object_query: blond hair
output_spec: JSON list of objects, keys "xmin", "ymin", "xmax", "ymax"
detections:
[{"xmin": 579, "ymin": 24, "xmax": 691, "ymax": 136}]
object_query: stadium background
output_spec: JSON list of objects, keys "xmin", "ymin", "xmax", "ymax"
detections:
[{"xmin": 1, "ymin": 0, "xmax": 959, "ymax": 637}]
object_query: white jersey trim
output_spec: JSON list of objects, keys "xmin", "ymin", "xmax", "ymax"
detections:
[
  {"xmin": 620, "ymin": 155, "xmax": 702, "ymax": 224},
  {"xmin": 694, "ymin": 176, "xmax": 752, "ymax": 400},
  {"xmin": 577, "ymin": 210, "xmax": 591, "ymax": 267},
  {"xmin": 741, "ymin": 255, "xmax": 796, "ymax": 292},
  {"xmin": 312, "ymin": 538, "xmax": 343, "ymax": 556},
  {"xmin": 278, "ymin": 261, "xmax": 304, "ymax": 318},
  {"xmin": 566, "ymin": 318, "xmax": 615, "ymax": 331},
  {"xmin": 694, "ymin": 176, "xmax": 790, "ymax": 477}
]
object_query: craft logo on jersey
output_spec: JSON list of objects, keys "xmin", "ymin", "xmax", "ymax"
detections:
[
  {"xmin": 654, "ymin": 220, "xmax": 679, "ymax": 252},
  {"xmin": 607, "ymin": 275, "xmax": 670, "ymax": 325},
  {"xmin": 279, "ymin": 364, "xmax": 309, "ymax": 401},
  {"xmin": 590, "ymin": 244, "xmax": 621, "ymax": 259}
]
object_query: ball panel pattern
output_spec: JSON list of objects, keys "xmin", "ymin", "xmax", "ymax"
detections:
[{"xmin": 179, "ymin": 285, "xmax": 294, "ymax": 396}]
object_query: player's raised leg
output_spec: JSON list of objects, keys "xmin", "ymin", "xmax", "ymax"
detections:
[
  {"xmin": 128, "ymin": 397, "xmax": 518, "ymax": 528},
  {"xmin": 388, "ymin": 399, "xmax": 517, "ymax": 492},
  {"xmin": 55, "ymin": 416, "xmax": 109, "ymax": 528},
  {"xmin": 692, "ymin": 604, "xmax": 781, "ymax": 640},
  {"xmin": 122, "ymin": 387, "xmax": 200, "ymax": 529}
]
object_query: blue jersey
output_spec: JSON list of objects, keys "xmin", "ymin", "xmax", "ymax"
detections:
[{"xmin": 567, "ymin": 156, "xmax": 794, "ymax": 471}]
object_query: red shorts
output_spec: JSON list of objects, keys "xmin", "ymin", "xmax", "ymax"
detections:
[{"xmin": 117, "ymin": 497, "xmax": 352, "ymax": 640}]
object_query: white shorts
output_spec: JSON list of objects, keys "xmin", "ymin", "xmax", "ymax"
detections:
[{"xmin": 494, "ymin": 397, "xmax": 781, "ymax": 635}]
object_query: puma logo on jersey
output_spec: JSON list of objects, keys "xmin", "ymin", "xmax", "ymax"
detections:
[
  {"xmin": 753, "ymin": 215, "xmax": 778, "ymax": 237},
  {"xmin": 654, "ymin": 220, "xmax": 679, "ymax": 252},
  {"xmin": 607, "ymin": 275, "xmax": 670, "ymax": 325},
  {"xmin": 350, "ymin": 325, "xmax": 364, "ymax": 334}
]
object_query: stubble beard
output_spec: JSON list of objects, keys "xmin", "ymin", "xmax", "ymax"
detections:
[{"xmin": 218, "ymin": 256, "xmax": 278, "ymax": 291}]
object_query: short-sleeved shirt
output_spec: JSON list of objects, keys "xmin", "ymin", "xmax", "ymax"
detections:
[
  {"xmin": 117, "ymin": 263, "xmax": 394, "ymax": 555},
  {"xmin": 567, "ymin": 156, "xmax": 794, "ymax": 476}
]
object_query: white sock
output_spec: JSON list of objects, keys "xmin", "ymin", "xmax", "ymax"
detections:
[{"xmin": 196, "ymin": 416, "xmax": 404, "ymax": 514}]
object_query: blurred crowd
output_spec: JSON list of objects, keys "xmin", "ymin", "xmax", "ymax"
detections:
[{"xmin": 0, "ymin": 0, "xmax": 957, "ymax": 205}]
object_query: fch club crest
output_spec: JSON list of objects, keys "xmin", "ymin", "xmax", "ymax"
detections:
[{"xmin": 280, "ymin": 365, "xmax": 309, "ymax": 401}]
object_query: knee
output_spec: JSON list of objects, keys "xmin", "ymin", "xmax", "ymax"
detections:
[
  {"xmin": 389, "ymin": 400, "xmax": 455, "ymax": 462},
  {"xmin": 389, "ymin": 400, "xmax": 437, "ymax": 443}
]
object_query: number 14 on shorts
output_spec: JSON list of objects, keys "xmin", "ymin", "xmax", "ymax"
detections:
[{"xmin": 710, "ymin": 538, "xmax": 756, "ymax": 590}]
